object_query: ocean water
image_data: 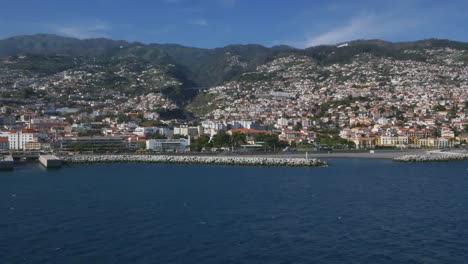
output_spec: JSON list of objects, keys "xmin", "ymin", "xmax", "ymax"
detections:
[{"xmin": 1, "ymin": 159, "xmax": 468, "ymax": 263}]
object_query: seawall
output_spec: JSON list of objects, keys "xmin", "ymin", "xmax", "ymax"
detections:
[
  {"xmin": 59, "ymin": 155, "xmax": 327, "ymax": 167},
  {"xmin": 394, "ymin": 153, "xmax": 468, "ymax": 163}
]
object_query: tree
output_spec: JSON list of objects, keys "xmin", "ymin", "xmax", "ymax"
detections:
[
  {"xmin": 293, "ymin": 123, "xmax": 302, "ymax": 131},
  {"xmin": 191, "ymin": 135, "xmax": 211, "ymax": 151},
  {"xmin": 117, "ymin": 114, "xmax": 130, "ymax": 123},
  {"xmin": 255, "ymin": 134, "xmax": 286, "ymax": 151},
  {"xmin": 150, "ymin": 134, "xmax": 167, "ymax": 139},
  {"xmin": 231, "ymin": 132, "xmax": 246, "ymax": 147},
  {"xmin": 448, "ymin": 107, "xmax": 457, "ymax": 119},
  {"xmin": 432, "ymin": 105, "xmax": 446, "ymax": 112},
  {"xmin": 22, "ymin": 87, "xmax": 35, "ymax": 99},
  {"xmin": 212, "ymin": 131, "xmax": 231, "ymax": 148}
]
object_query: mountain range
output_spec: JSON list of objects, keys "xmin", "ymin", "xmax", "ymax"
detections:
[
  {"xmin": 2, "ymin": 34, "xmax": 468, "ymax": 87},
  {"xmin": 1, "ymin": 34, "xmax": 468, "ymax": 112}
]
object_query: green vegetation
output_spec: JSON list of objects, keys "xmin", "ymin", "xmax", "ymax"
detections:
[
  {"xmin": 2, "ymin": 35, "xmax": 468, "ymax": 105},
  {"xmin": 317, "ymin": 134, "xmax": 353, "ymax": 149},
  {"xmin": 149, "ymin": 134, "xmax": 167, "ymax": 139},
  {"xmin": 187, "ymin": 93, "xmax": 217, "ymax": 116},
  {"xmin": 432, "ymin": 105, "xmax": 447, "ymax": 111},
  {"xmin": 191, "ymin": 135, "xmax": 212, "ymax": 151}
]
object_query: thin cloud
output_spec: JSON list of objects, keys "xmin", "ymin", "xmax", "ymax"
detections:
[
  {"xmin": 189, "ymin": 19, "xmax": 209, "ymax": 26},
  {"xmin": 47, "ymin": 20, "xmax": 111, "ymax": 39},
  {"xmin": 304, "ymin": 13, "xmax": 417, "ymax": 47}
]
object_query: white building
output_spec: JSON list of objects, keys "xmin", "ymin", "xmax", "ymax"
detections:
[
  {"xmin": 378, "ymin": 136, "xmax": 409, "ymax": 148},
  {"xmin": 146, "ymin": 138, "xmax": 190, "ymax": 152},
  {"xmin": 174, "ymin": 126, "xmax": 201, "ymax": 137},
  {"xmin": 377, "ymin": 117, "xmax": 389, "ymax": 125},
  {"xmin": 201, "ymin": 121, "xmax": 226, "ymax": 132},
  {"xmin": 418, "ymin": 138, "xmax": 453, "ymax": 149},
  {"xmin": 441, "ymin": 128, "xmax": 455, "ymax": 138},
  {"xmin": 229, "ymin": 120, "xmax": 256, "ymax": 129},
  {"xmin": 300, "ymin": 119, "xmax": 312, "ymax": 128},
  {"xmin": 133, "ymin": 127, "xmax": 159, "ymax": 136},
  {"xmin": 30, "ymin": 117, "xmax": 65, "ymax": 124},
  {"xmin": 0, "ymin": 129, "xmax": 36, "ymax": 150},
  {"xmin": 158, "ymin": 127, "xmax": 174, "ymax": 138},
  {"xmin": 276, "ymin": 118, "xmax": 291, "ymax": 127},
  {"xmin": 144, "ymin": 112, "xmax": 159, "ymax": 120}
]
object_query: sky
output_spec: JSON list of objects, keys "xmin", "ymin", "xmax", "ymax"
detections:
[{"xmin": 0, "ymin": 0, "xmax": 467, "ymax": 48}]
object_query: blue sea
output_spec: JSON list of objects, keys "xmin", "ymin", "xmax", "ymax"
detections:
[{"xmin": 1, "ymin": 159, "xmax": 468, "ymax": 263}]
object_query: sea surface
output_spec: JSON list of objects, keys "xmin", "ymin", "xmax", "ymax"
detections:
[{"xmin": 1, "ymin": 159, "xmax": 468, "ymax": 263}]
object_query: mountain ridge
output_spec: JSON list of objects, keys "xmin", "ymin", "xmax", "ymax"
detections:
[
  {"xmin": 1, "ymin": 34, "xmax": 467, "ymax": 110},
  {"xmin": 2, "ymin": 34, "xmax": 468, "ymax": 55}
]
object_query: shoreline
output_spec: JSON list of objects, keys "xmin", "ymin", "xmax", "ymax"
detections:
[{"xmin": 59, "ymin": 154, "xmax": 327, "ymax": 168}]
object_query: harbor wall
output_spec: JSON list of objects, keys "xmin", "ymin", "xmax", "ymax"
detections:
[
  {"xmin": 59, "ymin": 154, "xmax": 327, "ymax": 167},
  {"xmin": 39, "ymin": 155, "xmax": 62, "ymax": 168}
]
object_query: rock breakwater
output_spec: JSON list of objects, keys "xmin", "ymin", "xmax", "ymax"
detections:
[
  {"xmin": 60, "ymin": 155, "xmax": 327, "ymax": 167},
  {"xmin": 394, "ymin": 153, "xmax": 468, "ymax": 163}
]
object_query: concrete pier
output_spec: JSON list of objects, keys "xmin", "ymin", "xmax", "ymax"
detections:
[
  {"xmin": 39, "ymin": 155, "xmax": 62, "ymax": 168},
  {"xmin": 0, "ymin": 156, "xmax": 14, "ymax": 170}
]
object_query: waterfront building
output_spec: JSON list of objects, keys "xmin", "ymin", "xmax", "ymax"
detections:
[
  {"xmin": 348, "ymin": 138, "xmax": 376, "ymax": 149},
  {"xmin": 146, "ymin": 138, "xmax": 190, "ymax": 152},
  {"xmin": 0, "ymin": 129, "xmax": 36, "ymax": 150},
  {"xmin": 60, "ymin": 136, "xmax": 125, "ymax": 152},
  {"xmin": 418, "ymin": 138, "xmax": 454, "ymax": 149},
  {"xmin": 24, "ymin": 140, "xmax": 51, "ymax": 151},
  {"xmin": 377, "ymin": 136, "xmax": 409, "ymax": 148}
]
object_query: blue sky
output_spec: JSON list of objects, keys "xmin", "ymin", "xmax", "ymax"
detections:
[{"xmin": 0, "ymin": 0, "xmax": 467, "ymax": 48}]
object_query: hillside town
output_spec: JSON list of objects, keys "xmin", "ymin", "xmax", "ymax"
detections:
[{"xmin": 0, "ymin": 47, "xmax": 467, "ymax": 154}]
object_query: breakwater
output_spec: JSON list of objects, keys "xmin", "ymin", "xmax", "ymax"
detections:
[
  {"xmin": 394, "ymin": 153, "xmax": 468, "ymax": 163},
  {"xmin": 59, "ymin": 154, "xmax": 327, "ymax": 167}
]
